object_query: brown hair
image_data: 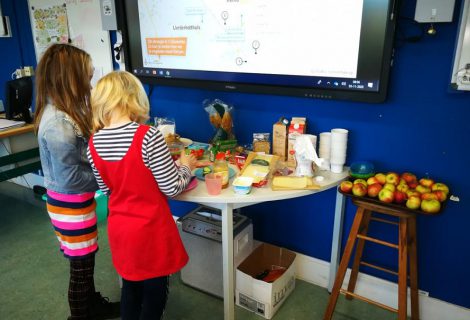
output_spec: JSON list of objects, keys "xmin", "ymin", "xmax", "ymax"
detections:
[
  {"xmin": 91, "ymin": 71, "xmax": 149, "ymax": 132},
  {"xmin": 34, "ymin": 43, "xmax": 94, "ymax": 138}
]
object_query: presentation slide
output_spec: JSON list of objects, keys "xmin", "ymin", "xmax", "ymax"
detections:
[{"xmin": 138, "ymin": 0, "xmax": 363, "ymax": 78}]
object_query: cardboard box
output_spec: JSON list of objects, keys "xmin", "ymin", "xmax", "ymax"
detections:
[
  {"xmin": 236, "ymin": 243, "xmax": 296, "ymax": 319},
  {"xmin": 286, "ymin": 117, "xmax": 307, "ymax": 168},
  {"xmin": 272, "ymin": 119, "xmax": 288, "ymax": 161}
]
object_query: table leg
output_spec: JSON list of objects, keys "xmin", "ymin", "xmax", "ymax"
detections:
[
  {"xmin": 221, "ymin": 203, "xmax": 235, "ymax": 320},
  {"xmin": 328, "ymin": 190, "xmax": 346, "ymax": 292}
]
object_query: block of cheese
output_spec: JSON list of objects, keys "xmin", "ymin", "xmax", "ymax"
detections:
[{"xmin": 272, "ymin": 176, "xmax": 308, "ymax": 189}]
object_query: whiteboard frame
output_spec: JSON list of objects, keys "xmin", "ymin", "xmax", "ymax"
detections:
[{"xmin": 451, "ymin": 0, "xmax": 470, "ymax": 91}]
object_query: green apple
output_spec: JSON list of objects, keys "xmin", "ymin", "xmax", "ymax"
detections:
[
  {"xmin": 431, "ymin": 182, "xmax": 449, "ymax": 194},
  {"xmin": 353, "ymin": 179, "xmax": 368, "ymax": 188},
  {"xmin": 421, "ymin": 199, "xmax": 441, "ymax": 213},
  {"xmin": 385, "ymin": 172, "xmax": 400, "ymax": 186},
  {"xmin": 415, "ymin": 185, "xmax": 431, "ymax": 194},
  {"xmin": 352, "ymin": 183, "xmax": 367, "ymax": 197},
  {"xmin": 396, "ymin": 183, "xmax": 409, "ymax": 193},
  {"xmin": 406, "ymin": 196, "xmax": 421, "ymax": 210},
  {"xmin": 383, "ymin": 183, "xmax": 396, "ymax": 192},
  {"xmin": 378, "ymin": 188, "xmax": 394, "ymax": 203}
]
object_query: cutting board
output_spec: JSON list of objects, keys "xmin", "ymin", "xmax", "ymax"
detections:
[{"xmin": 270, "ymin": 176, "xmax": 320, "ymax": 191}]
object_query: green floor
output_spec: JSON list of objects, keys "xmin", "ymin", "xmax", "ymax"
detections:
[{"xmin": 0, "ymin": 181, "xmax": 397, "ymax": 320}]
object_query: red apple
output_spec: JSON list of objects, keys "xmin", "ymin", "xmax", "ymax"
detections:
[
  {"xmin": 433, "ymin": 190, "xmax": 447, "ymax": 202},
  {"xmin": 415, "ymin": 185, "xmax": 431, "ymax": 194},
  {"xmin": 367, "ymin": 183, "xmax": 383, "ymax": 198},
  {"xmin": 353, "ymin": 179, "xmax": 368, "ymax": 188},
  {"xmin": 401, "ymin": 172, "xmax": 417, "ymax": 184},
  {"xmin": 383, "ymin": 183, "xmax": 396, "ymax": 192},
  {"xmin": 408, "ymin": 181, "xmax": 419, "ymax": 189},
  {"xmin": 385, "ymin": 172, "xmax": 400, "ymax": 186},
  {"xmin": 340, "ymin": 181, "xmax": 353, "ymax": 193},
  {"xmin": 406, "ymin": 196, "xmax": 421, "ymax": 210},
  {"xmin": 421, "ymin": 192, "xmax": 438, "ymax": 201},
  {"xmin": 431, "ymin": 182, "xmax": 449, "ymax": 194},
  {"xmin": 394, "ymin": 191, "xmax": 408, "ymax": 204},
  {"xmin": 352, "ymin": 183, "xmax": 367, "ymax": 197},
  {"xmin": 378, "ymin": 188, "xmax": 394, "ymax": 203},
  {"xmin": 367, "ymin": 176, "xmax": 380, "ymax": 185},
  {"xmin": 374, "ymin": 173, "xmax": 386, "ymax": 185},
  {"xmin": 419, "ymin": 177, "xmax": 435, "ymax": 188},
  {"xmin": 421, "ymin": 199, "xmax": 441, "ymax": 213}
]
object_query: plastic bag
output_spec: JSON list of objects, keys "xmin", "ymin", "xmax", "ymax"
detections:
[{"xmin": 203, "ymin": 99, "xmax": 235, "ymax": 143}]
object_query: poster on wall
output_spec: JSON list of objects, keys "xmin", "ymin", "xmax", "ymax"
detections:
[
  {"xmin": 28, "ymin": 0, "xmax": 113, "ymax": 85},
  {"xmin": 30, "ymin": 3, "xmax": 69, "ymax": 56}
]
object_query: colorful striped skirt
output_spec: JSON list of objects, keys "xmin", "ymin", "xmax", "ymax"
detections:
[{"xmin": 46, "ymin": 190, "xmax": 99, "ymax": 259}]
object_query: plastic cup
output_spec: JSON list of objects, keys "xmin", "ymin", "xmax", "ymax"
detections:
[
  {"xmin": 330, "ymin": 163, "xmax": 344, "ymax": 173},
  {"xmin": 205, "ymin": 173, "xmax": 223, "ymax": 195}
]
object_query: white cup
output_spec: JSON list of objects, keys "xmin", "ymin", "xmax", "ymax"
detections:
[{"xmin": 330, "ymin": 163, "xmax": 344, "ymax": 173}]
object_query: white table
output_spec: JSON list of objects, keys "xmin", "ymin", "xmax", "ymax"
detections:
[{"xmin": 174, "ymin": 168, "xmax": 348, "ymax": 320}]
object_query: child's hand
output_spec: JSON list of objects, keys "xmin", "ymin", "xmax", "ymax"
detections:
[{"xmin": 180, "ymin": 150, "xmax": 197, "ymax": 171}]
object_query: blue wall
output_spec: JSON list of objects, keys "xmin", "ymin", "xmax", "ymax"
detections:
[{"xmin": 1, "ymin": 0, "xmax": 469, "ymax": 310}]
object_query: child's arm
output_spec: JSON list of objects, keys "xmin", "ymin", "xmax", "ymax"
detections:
[{"xmin": 143, "ymin": 127, "xmax": 193, "ymax": 197}]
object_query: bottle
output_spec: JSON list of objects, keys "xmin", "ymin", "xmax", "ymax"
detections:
[{"xmin": 213, "ymin": 152, "xmax": 229, "ymax": 189}]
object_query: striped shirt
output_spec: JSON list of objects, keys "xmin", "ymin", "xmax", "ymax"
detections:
[{"xmin": 87, "ymin": 122, "xmax": 191, "ymax": 197}]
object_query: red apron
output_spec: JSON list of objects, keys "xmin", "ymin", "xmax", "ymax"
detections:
[{"xmin": 89, "ymin": 125, "xmax": 188, "ymax": 281}]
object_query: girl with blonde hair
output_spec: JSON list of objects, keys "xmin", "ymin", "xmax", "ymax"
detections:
[{"xmin": 88, "ymin": 70, "xmax": 196, "ymax": 319}]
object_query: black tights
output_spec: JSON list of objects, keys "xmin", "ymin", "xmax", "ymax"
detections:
[
  {"xmin": 68, "ymin": 255, "xmax": 96, "ymax": 319},
  {"xmin": 121, "ymin": 276, "xmax": 169, "ymax": 320}
]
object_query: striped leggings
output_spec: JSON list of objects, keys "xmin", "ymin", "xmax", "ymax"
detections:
[{"xmin": 68, "ymin": 254, "xmax": 96, "ymax": 319}]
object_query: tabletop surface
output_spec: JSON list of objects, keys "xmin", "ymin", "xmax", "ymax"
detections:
[
  {"xmin": 174, "ymin": 165, "xmax": 349, "ymax": 204},
  {"xmin": 0, "ymin": 123, "xmax": 34, "ymax": 139}
]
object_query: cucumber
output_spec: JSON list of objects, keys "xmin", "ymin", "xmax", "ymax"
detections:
[{"xmin": 251, "ymin": 159, "xmax": 270, "ymax": 166}]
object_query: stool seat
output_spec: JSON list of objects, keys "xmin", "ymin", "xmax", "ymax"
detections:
[{"xmin": 324, "ymin": 197, "xmax": 419, "ymax": 320}]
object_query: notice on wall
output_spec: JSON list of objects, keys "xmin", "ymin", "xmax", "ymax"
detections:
[
  {"xmin": 30, "ymin": 3, "xmax": 70, "ymax": 57},
  {"xmin": 28, "ymin": 0, "xmax": 113, "ymax": 84}
]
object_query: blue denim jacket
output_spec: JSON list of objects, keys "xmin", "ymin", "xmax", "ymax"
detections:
[{"xmin": 37, "ymin": 104, "xmax": 98, "ymax": 194}]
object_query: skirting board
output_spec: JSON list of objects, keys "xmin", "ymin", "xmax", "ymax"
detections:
[{"xmin": 294, "ymin": 251, "xmax": 470, "ymax": 320}]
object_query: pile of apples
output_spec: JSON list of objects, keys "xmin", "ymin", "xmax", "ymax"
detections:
[{"xmin": 339, "ymin": 172, "xmax": 450, "ymax": 214}]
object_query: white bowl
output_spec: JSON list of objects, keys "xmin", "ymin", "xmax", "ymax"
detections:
[{"xmin": 232, "ymin": 176, "xmax": 254, "ymax": 195}]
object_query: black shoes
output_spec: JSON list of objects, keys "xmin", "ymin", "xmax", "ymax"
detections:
[{"xmin": 89, "ymin": 292, "xmax": 121, "ymax": 320}]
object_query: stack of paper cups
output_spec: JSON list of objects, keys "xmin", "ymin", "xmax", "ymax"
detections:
[
  {"xmin": 330, "ymin": 128, "xmax": 348, "ymax": 173},
  {"xmin": 319, "ymin": 132, "xmax": 331, "ymax": 170}
]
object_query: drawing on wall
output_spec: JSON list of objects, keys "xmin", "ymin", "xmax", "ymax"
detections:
[
  {"xmin": 28, "ymin": 0, "xmax": 113, "ymax": 84},
  {"xmin": 31, "ymin": 3, "xmax": 69, "ymax": 57}
]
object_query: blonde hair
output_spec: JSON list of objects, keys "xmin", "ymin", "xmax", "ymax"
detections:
[
  {"xmin": 34, "ymin": 43, "xmax": 94, "ymax": 138},
  {"xmin": 91, "ymin": 71, "xmax": 149, "ymax": 131}
]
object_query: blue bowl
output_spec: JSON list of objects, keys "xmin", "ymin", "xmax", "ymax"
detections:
[{"xmin": 350, "ymin": 161, "xmax": 375, "ymax": 179}]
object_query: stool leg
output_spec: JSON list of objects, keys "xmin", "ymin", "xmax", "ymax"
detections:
[
  {"xmin": 398, "ymin": 217, "xmax": 409, "ymax": 320},
  {"xmin": 409, "ymin": 215, "xmax": 419, "ymax": 320},
  {"xmin": 346, "ymin": 210, "xmax": 372, "ymax": 300},
  {"xmin": 324, "ymin": 207, "xmax": 366, "ymax": 320}
]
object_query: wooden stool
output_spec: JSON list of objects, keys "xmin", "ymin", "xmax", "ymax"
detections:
[{"xmin": 324, "ymin": 198, "xmax": 419, "ymax": 320}]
